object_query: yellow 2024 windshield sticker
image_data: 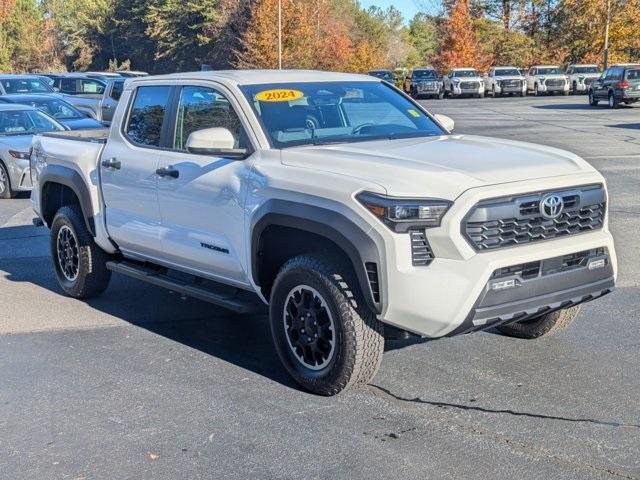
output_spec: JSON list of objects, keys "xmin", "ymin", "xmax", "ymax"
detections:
[
  {"xmin": 255, "ymin": 89, "xmax": 304, "ymax": 102},
  {"xmin": 407, "ymin": 109, "xmax": 421, "ymax": 118}
]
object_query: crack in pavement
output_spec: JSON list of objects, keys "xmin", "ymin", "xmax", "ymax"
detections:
[
  {"xmin": 367, "ymin": 384, "xmax": 640, "ymax": 479},
  {"xmin": 367, "ymin": 384, "xmax": 640, "ymax": 429}
]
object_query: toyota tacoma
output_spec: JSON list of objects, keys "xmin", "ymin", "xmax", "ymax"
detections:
[{"xmin": 30, "ymin": 70, "xmax": 617, "ymax": 395}]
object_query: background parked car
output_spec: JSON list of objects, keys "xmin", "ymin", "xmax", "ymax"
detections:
[
  {"xmin": 0, "ymin": 104, "xmax": 65, "ymax": 198},
  {"xmin": 526, "ymin": 65, "xmax": 569, "ymax": 96},
  {"xmin": 43, "ymin": 74, "xmax": 107, "ymax": 96},
  {"xmin": 589, "ymin": 64, "xmax": 640, "ymax": 108},
  {"xmin": 406, "ymin": 67, "xmax": 443, "ymax": 99},
  {"xmin": 565, "ymin": 64, "xmax": 602, "ymax": 94},
  {"xmin": 443, "ymin": 68, "xmax": 485, "ymax": 98},
  {"xmin": 63, "ymin": 78, "xmax": 125, "ymax": 123},
  {"xmin": 83, "ymin": 71, "xmax": 123, "ymax": 82},
  {"xmin": 368, "ymin": 69, "xmax": 395, "ymax": 83},
  {"xmin": 115, "ymin": 70, "xmax": 148, "ymax": 77},
  {"xmin": 484, "ymin": 66, "xmax": 526, "ymax": 97},
  {"xmin": 0, "ymin": 95, "xmax": 104, "ymax": 130},
  {"xmin": 0, "ymin": 75, "xmax": 55, "ymax": 95}
]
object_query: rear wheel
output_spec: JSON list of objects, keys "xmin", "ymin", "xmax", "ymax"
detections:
[
  {"xmin": 0, "ymin": 162, "xmax": 15, "ymax": 199},
  {"xmin": 269, "ymin": 254, "xmax": 384, "ymax": 396},
  {"xmin": 496, "ymin": 306, "xmax": 581, "ymax": 339},
  {"xmin": 50, "ymin": 205, "xmax": 112, "ymax": 298}
]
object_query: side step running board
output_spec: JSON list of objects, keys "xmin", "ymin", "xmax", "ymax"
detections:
[{"xmin": 106, "ymin": 260, "xmax": 265, "ymax": 314}]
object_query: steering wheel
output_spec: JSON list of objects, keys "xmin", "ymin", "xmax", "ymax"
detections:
[{"xmin": 351, "ymin": 123, "xmax": 375, "ymax": 135}]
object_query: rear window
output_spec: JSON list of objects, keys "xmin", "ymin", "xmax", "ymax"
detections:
[
  {"xmin": 125, "ymin": 86, "xmax": 171, "ymax": 147},
  {"xmin": 110, "ymin": 81, "xmax": 124, "ymax": 101}
]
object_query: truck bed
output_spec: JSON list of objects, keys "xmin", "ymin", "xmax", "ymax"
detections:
[{"xmin": 41, "ymin": 128, "xmax": 109, "ymax": 143}]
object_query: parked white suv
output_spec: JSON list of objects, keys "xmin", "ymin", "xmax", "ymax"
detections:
[
  {"xmin": 526, "ymin": 65, "xmax": 570, "ymax": 95},
  {"xmin": 30, "ymin": 70, "xmax": 617, "ymax": 395},
  {"xmin": 484, "ymin": 66, "xmax": 527, "ymax": 97},
  {"xmin": 566, "ymin": 64, "xmax": 602, "ymax": 94},
  {"xmin": 443, "ymin": 68, "xmax": 485, "ymax": 98}
]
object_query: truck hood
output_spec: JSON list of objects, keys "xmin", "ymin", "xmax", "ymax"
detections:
[
  {"xmin": 281, "ymin": 135, "xmax": 595, "ymax": 199},
  {"xmin": 494, "ymin": 75, "xmax": 525, "ymax": 81}
]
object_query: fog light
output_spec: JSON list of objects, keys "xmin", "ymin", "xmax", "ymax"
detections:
[
  {"xmin": 588, "ymin": 258, "xmax": 606, "ymax": 270},
  {"xmin": 490, "ymin": 279, "xmax": 518, "ymax": 291}
]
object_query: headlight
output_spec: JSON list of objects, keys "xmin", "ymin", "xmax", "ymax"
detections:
[
  {"xmin": 9, "ymin": 150, "xmax": 30, "ymax": 160},
  {"xmin": 30, "ymin": 147, "xmax": 46, "ymax": 184},
  {"xmin": 356, "ymin": 191, "xmax": 452, "ymax": 233}
]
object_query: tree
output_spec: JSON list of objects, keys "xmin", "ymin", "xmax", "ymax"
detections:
[
  {"xmin": 435, "ymin": 0, "xmax": 492, "ymax": 71},
  {"xmin": 408, "ymin": 13, "xmax": 438, "ymax": 65}
]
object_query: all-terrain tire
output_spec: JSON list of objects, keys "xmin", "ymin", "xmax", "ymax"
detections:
[
  {"xmin": 495, "ymin": 305, "xmax": 581, "ymax": 339},
  {"xmin": 50, "ymin": 205, "xmax": 112, "ymax": 299},
  {"xmin": 269, "ymin": 254, "xmax": 384, "ymax": 395}
]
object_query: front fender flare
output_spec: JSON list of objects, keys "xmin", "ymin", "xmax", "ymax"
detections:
[{"xmin": 251, "ymin": 200, "xmax": 383, "ymax": 314}]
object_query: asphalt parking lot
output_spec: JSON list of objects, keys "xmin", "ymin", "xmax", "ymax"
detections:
[{"xmin": 1, "ymin": 95, "xmax": 639, "ymax": 479}]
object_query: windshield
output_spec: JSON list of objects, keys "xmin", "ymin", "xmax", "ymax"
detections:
[
  {"xmin": 537, "ymin": 67, "xmax": 562, "ymax": 75},
  {"xmin": 495, "ymin": 69, "xmax": 520, "ymax": 76},
  {"xmin": 0, "ymin": 109, "xmax": 65, "ymax": 135},
  {"xmin": 368, "ymin": 71, "xmax": 394, "ymax": 82},
  {"xmin": 413, "ymin": 70, "xmax": 437, "ymax": 80},
  {"xmin": 1, "ymin": 78, "xmax": 53, "ymax": 94},
  {"xmin": 574, "ymin": 66, "xmax": 600, "ymax": 74},
  {"xmin": 452, "ymin": 70, "xmax": 478, "ymax": 78},
  {"xmin": 22, "ymin": 99, "xmax": 83, "ymax": 119},
  {"xmin": 241, "ymin": 81, "xmax": 444, "ymax": 148},
  {"xmin": 627, "ymin": 69, "xmax": 640, "ymax": 80}
]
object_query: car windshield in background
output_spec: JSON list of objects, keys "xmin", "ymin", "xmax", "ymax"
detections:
[
  {"xmin": 25, "ymin": 99, "xmax": 83, "ymax": 119},
  {"xmin": 495, "ymin": 69, "xmax": 520, "ymax": 76},
  {"xmin": 574, "ymin": 66, "xmax": 600, "ymax": 74},
  {"xmin": 369, "ymin": 71, "xmax": 394, "ymax": 82},
  {"xmin": 241, "ymin": 81, "xmax": 444, "ymax": 148},
  {"xmin": 537, "ymin": 67, "xmax": 562, "ymax": 75},
  {"xmin": 626, "ymin": 69, "xmax": 640, "ymax": 80},
  {"xmin": 1, "ymin": 78, "xmax": 53, "ymax": 94},
  {"xmin": 0, "ymin": 109, "xmax": 64, "ymax": 135},
  {"xmin": 452, "ymin": 70, "xmax": 478, "ymax": 78},
  {"xmin": 413, "ymin": 70, "xmax": 437, "ymax": 79}
]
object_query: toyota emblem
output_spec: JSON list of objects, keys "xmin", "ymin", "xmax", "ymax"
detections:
[{"xmin": 539, "ymin": 194, "xmax": 564, "ymax": 219}]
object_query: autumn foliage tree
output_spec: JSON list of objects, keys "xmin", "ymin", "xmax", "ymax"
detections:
[{"xmin": 435, "ymin": 0, "xmax": 492, "ymax": 71}]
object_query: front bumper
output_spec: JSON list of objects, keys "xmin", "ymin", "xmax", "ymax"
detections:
[
  {"xmin": 7, "ymin": 158, "xmax": 33, "ymax": 191},
  {"xmin": 494, "ymin": 81, "xmax": 526, "ymax": 94},
  {"xmin": 538, "ymin": 80, "xmax": 569, "ymax": 92},
  {"xmin": 452, "ymin": 83, "xmax": 484, "ymax": 95},
  {"xmin": 373, "ymin": 175, "xmax": 617, "ymax": 338}
]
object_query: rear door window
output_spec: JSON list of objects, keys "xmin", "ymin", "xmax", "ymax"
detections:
[
  {"xmin": 125, "ymin": 86, "xmax": 172, "ymax": 147},
  {"xmin": 110, "ymin": 81, "xmax": 124, "ymax": 101}
]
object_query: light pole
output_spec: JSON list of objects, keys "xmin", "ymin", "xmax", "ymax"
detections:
[
  {"xmin": 603, "ymin": 0, "xmax": 611, "ymax": 69},
  {"xmin": 278, "ymin": 0, "xmax": 282, "ymax": 70}
]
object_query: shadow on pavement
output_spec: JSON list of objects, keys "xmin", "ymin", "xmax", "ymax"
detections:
[
  {"xmin": 533, "ymin": 103, "xmax": 594, "ymax": 110},
  {"xmin": 607, "ymin": 123, "xmax": 640, "ymax": 130}
]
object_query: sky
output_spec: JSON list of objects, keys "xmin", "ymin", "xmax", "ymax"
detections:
[{"xmin": 358, "ymin": 0, "xmax": 436, "ymax": 20}]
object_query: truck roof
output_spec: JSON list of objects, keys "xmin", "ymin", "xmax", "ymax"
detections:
[{"xmin": 128, "ymin": 70, "xmax": 378, "ymax": 87}]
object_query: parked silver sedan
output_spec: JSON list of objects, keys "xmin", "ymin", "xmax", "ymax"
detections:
[{"xmin": 0, "ymin": 104, "xmax": 65, "ymax": 198}]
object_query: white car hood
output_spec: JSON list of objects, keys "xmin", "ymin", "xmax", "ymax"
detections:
[
  {"xmin": 495, "ymin": 75, "xmax": 525, "ymax": 81},
  {"xmin": 453, "ymin": 77, "xmax": 483, "ymax": 82},
  {"xmin": 281, "ymin": 135, "xmax": 595, "ymax": 199}
]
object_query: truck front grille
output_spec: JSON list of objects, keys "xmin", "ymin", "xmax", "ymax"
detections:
[
  {"xmin": 545, "ymin": 78, "xmax": 565, "ymax": 87},
  {"xmin": 463, "ymin": 185, "xmax": 606, "ymax": 251},
  {"xmin": 460, "ymin": 81, "xmax": 480, "ymax": 89}
]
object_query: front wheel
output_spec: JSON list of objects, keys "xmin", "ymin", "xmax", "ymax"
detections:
[
  {"xmin": 50, "ymin": 205, "xmax": 112, "ymax": 298},
  {"xmin": 269, "ymin": 254, "xmax": 384, "ymax": 396},
  {"xmin": 589, "ymin": 91, "xmax": 599, "ymax": 106},
  {"xmin": 496, "ymin": 306, "xmax": 581, "ymax": 339},
  {"xmin": 608, "ymin": 92, "xmax": 619, "ymax": 109},
  {"xmin": 0, "ymin": 162, "xmax": 15, "ymax": 199}
]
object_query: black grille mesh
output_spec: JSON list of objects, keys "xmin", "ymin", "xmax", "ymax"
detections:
[{"xmin": 410, "ymin": 230, "xmax": 435, "ymax": 266}]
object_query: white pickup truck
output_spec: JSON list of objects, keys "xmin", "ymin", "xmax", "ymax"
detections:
[{"xmin": 30, "ymin": 70, "xmax": 617, "ymax": 395}]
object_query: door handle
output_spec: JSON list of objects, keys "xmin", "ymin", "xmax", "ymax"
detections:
[
  {"xmin": 156, "ymin": 166, "xmax": 179, "ymax": 179},
  {"xmin": 101, "ymin": 157, "xmax": 121, "ymax": 170}
]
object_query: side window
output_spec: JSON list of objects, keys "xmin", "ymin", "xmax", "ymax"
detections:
[
  {"xmin": 173, "ymin": 85, "xmax": 247, "ymax": 151},
  {"xmin": 125, "ymin": 85, "xmax": 171, "ymax": 147},
  {"xmin": 60, "ymin": 78, "xmax": 77, "ymax": 93},
  {"xmin": 81, "ymin": 79, "xmax": 105, "ymax": 94},
  {"xmin": 110, "ymin": 81, "xmax": 124, "ymax": 101}
]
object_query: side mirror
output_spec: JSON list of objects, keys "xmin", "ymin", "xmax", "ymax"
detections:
[
  {"xmin": 186, "ymin": 127, "xmax": 250, "ymax": 159},
  {"xmin": 434, "ymin": 113, "xmax": 454, "ymax": 132}
]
